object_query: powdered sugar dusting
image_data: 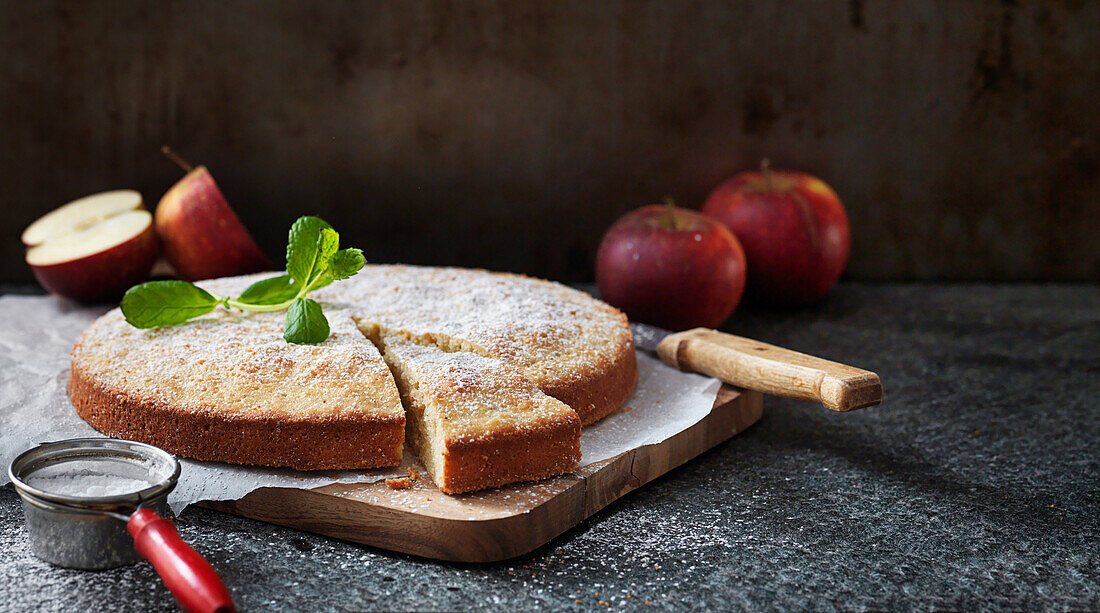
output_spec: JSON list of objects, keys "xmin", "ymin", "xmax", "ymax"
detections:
[
  {"xmin": 316, "ymin": 265, "xmax": 633, "ymax": 382},
  {"xmin": 380, "ymin": 335, "xmax": 577, "ymax": 439},
  {"xmin": 24, "ymin": 468, "xmax": 153, "ymax": 498}
]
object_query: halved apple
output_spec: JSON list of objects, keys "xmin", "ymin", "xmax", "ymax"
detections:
[
  {"xmin": 22, "ymin": 190, "xmax": 144, "ymax": 247},
  {"xmin": 156, "ymin": 166, "xmax": 270, "ymax": 281},
  {"xmin": 25, "ymin": 193, "xmax": 158, "ymax": 303}
]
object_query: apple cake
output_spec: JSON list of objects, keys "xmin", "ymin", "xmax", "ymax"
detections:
[{"xmin": 69, "ymin": 266, "xmax": 637, "ymax": 493}]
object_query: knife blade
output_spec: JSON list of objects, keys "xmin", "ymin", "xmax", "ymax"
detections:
[
  {"xmin": 629, "ymin": 321, "xmax": 672, "ymax": 354},
  {"xmin": 629, "ymin": 322, "xmax": 883, "ymax": 412}
]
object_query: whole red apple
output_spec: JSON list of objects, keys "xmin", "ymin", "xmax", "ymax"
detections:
[
  {"xmin": 596, "ymin": 204, "xmax": 746, "ymax": 331},
  {"xmin": 703, "ymin": 161, "xmax": 850, "ymax": 305}
]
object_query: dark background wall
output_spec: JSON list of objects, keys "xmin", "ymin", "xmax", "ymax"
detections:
[{"xmin": 2, "ymin": 0, "xmax": 1097, "ymax": 284}]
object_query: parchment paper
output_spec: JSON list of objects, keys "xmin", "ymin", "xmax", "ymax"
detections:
[{"xmin": 0, "ymin": 295, "xmax": 720, "ymax": 512}]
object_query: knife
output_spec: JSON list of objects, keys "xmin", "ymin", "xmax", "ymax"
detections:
[{"xmin": 630, "ymin": 323, "xmax": 883, "ymax": 412}]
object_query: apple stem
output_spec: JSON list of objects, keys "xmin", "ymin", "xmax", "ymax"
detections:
[
  {"xmin": 761, "ymin": 158, "xmax": 774, "ymax": 191},
  {"xmin": 661, "ymin": 196, "xmax": 680, "ymax": 231},
  {"xmin": 160, "ymin": 146, "xmax": 194, "ymax": 173}
]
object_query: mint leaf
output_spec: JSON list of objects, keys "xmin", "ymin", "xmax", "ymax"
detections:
[
  {"xmin": 299, "ymin": 227, "xmax": 339, "ymax": 288},
  {"xmin": 284, "ymin": 297, "xmax": 330, "ymax": 344},
  {"xmin": 328, "ymin": 248, "xmax": 365, "ymax": 280},
  {"xmin": 122, "ymin": 215, "xmax": 366, "ymax": 344},
  {"xmin": 285, "ymin": 216, "xmax": 333, "ymax": 285},
  {"xmin": 237, "ymin": 274, "xmax": 301, "ymax": 305},
  {"xmin": 301, "ymin": 249, "xmax": 364, "ymax": 295},
  {"xmin": 122, "ymin": 281, "xmax": 220, "ymax": 329},
  {"xmin": 318, "ymin": 228, "xmax": 339, "ymax": 263},
  {"xmin": 295, "ymin": 229, "xmax": 344, "ymax": 292}
]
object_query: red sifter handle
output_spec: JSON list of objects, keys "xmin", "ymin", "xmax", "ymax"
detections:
[{"xmin": 127, "ymin": 508, "xmax": 236, "ymax": 613}]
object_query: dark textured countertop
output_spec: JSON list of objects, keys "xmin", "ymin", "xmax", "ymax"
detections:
[{"xmin": 1, "ymin": 283, "xmax": 1097, "ymax": 611}]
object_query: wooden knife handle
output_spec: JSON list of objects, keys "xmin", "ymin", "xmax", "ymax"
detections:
[{"xmin": 656, "ymin": 328, "xmax": 883, "ymax": 412}]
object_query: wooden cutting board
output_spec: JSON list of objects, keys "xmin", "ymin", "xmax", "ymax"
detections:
[{"xmin": 203, "ymin": 386, "xmax": 762, "ymax": 562}]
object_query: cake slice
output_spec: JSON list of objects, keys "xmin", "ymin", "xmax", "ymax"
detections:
[{"xmin": 364, "ymin": 328, "xmax": 581, "ymax": 494}]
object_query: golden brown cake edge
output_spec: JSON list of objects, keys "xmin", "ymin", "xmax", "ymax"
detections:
[
  {"xmin": 539, "ymin": 340, "xmax": 638, "ymax": 426},
  {"xmin": 437, "ymin": 416, "xmax": 582, "ymax": 495},
  {"xmin": 68, "ymin": 360, "xmax": 405, "ymax": 470}
]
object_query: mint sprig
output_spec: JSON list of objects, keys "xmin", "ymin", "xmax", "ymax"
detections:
[{"xmin": 121, "ymin": 216, "xmax": 365, "ymax": 344}]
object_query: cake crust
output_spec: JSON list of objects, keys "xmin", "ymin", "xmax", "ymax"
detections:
[
  {"xmin": 539, "ymin": 346, "xmax": 637, "ymax": 426},
  {"xmin": 69, "ymin": 361, "xmax": 404, "ymax": 470},
  {"xmin": 442, "ymin": 421, "xmax": 581, "ymax": 494}
]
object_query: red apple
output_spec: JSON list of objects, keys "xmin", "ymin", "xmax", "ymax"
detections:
[
  {"xmin": 703, "ymin": 161, "xmax": 850, "ymax": 305},
  {"xmin": 596, "ymin": 204, "xmax": 746, "ymax": 330},
  {"xmin": 155, "ymin": 154, "xmax": 270, "ymax": 281},
  {"xmin": 24, "ymin": 190, "xmax": 158, "ymax": 303}
]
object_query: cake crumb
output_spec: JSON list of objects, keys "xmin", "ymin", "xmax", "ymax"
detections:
[
  {"xmin": 407, "ymin": 468, "xmax": 420, "ymax": 482},
  {"xmin": 386, "ymin": 477, "xmax": 412, "ymax": 490}
]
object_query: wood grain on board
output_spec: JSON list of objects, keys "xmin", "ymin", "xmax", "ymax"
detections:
[{"xmin": 203, "ymin": 386, "xmax": 762, "ymax": 562}]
